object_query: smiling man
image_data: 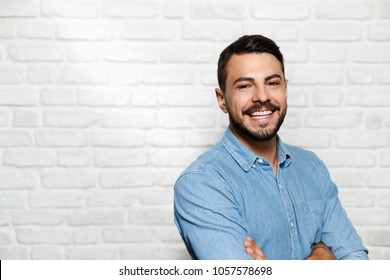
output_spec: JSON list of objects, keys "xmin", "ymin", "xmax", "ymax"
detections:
[{"xmin": 173, "ymin": 35, "xmax": 368, "ymax": 260}]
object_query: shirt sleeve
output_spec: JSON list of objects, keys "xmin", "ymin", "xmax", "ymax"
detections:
[
  {"xmin": 317, "ymin": 159, "xmax": 369, "ymax": 260},
  {"xmin": 174, "ymin": 170, "xmax": 252, "ymax": 260}
]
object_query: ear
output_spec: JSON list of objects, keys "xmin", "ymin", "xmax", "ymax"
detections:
[{"xmin": 215, "ymin": 88, "xmax": 228, "ymax": 113}]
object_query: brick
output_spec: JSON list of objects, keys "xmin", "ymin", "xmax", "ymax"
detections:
[
  {"xmin": 18, "ymin": 23, "xmax": 54, "ymax": 39},
  {"xmin": 336, "ymin": 131, "xmax": 390, "ymax": 149},
  {"xmin": 376, "ymin": 190, "xmax": 390, "ymax": 207},
  {"xmin": 304, "ymin": 109, "xmax": 361, "ymax": 128},
  {"xmin": 0, "ymin": 22, "xmax": 15, "ymax": 38},
  {"xmin": 150, "ymin": 147, "xmax": 205, "ymax": 167},
  {"xmin": 77, "ymin": 89, "xmax": 130, "ymax": 106},
  {"xmin": 281, "ymin": 46, "xmax": 307, "ymax": 63},
  {"xmin": 9, "ymin": 45, "xmax": 63, "ymax": 62},
  {"xmin": 381, "ymin": 2, "xmax": 390, "ymax": 18},
  {"xmin": 0, "ymin": 247, "xmax": 29, "ymax": 260},
  {"xmin": 159, "ymin": 88, "xmax": 214, "ymax": 106},
  {"xmin": 377, "ymin": 67, "xmax": 390, "ymax": 84},
  {"xmin": 347, "ymin": 67, "xmax": 375, "ymax": 84},
  {"xmin": 66, "ymin": 247, "xmax": 120, "ymax": 260},
  {"xmin": 0, "ymin": 212, "xmax": 10, "ymax": 226},
  {"xmin": 369, "ymin": 23, "xmax": 390, "ymax": 41},
  {"xmin": 100, "ymin": 169, "xmax": 155, "ymax": 188},
  {"xmin": 199, "ymin": 67, "xmax": 217, "ymax": 86},
  {"xmin": 252, "ymin": 3, "xmax": 309, "ymax": 20},
  {"xmin": 313, "ymin": 88, "xmax": 343, "ymax": 107},
  {"xmin": 28, "ymin": 66, "xmax": 54, "ymax": 83},
  {"xmin": 182, "ymin": 22, "xmax": 241, "ymax": 42},
  {"xmin": 57, "ymin": 66, "xmax": 109, "ymax": 85},
  {"xmin": 40, "ymin": 88, "xmax": 76, "ymax": 106},
  {"xmin": 121, "ymin": 23, "xmax": 175, "ymax": 40},
  {"xmin": 57, "ymin": 24, "xmax": 113, "ymax": 40},
  {"xmin": 157, "ymin": 168, "xmax": 182, "ymax": 187},
  {"xmin": 32, "ymin": 246, "xmax": 65, "ymax": 260},
  {"xmin": 364, "ymin": 246, "xmax": 390, "ymax": 260},
  {"xmin": 58, "ymin": 149, "xmax": 91, "ymax": 167},
  {"xmin": 0, "ymin": 65, "xmax": 25, "ymax": 84},
  {"xmin": 346, "ymin": 87, "xmax": 390, "ymax": 106},
  {"xmin": 347, "ymin": 208, "xmax": 390, "ymax": 226},
  {"xmin": 138, "ymin": 188, "xmax": 173, "ymax": 205},
  {"xmin": 316, "ymin": 1, "xmax": 373, "ymax": 19},
  {"xmin": 42, "ymin": 0, "xmax": 98, "ymax": 18},
  {"xmin": 0, "ymin": 2, "xmax": 36, "ymax": 17},
  {"xmin": 91, "ymin": 131, "xmax": 145, "ymax": 147},
  {"xmin": 103, "ymin": 1, "xmax": 158, "ymax": 18},
  {"xmin": 151, "ymin": 244, "xmax": 191, "ymax": 260},
  {"xmin": 17, "ymin": 228, "xmax": 71, "ymax": 244},
  {"xmin": 140, "ymin": 68, "xmax": 194, "ymax": 85},
  {"xmin": 190, "ymin": 1, "xmax": 246, "ymax": 19},
  {"xmin": 132, "ymin": 89, "xmax": 158, "ymax": 107},
  {"xmin": 0, "ymin": 192, "xmax": 26, "ymax": 208},
  {"xmin": 361, "ymin": 228, "xmax": 390, "ymax": 246},
  {"xmin": 288, "ymin": 67, "xmax": 343, "ymax": 85},
  {"xmin": 42, "ymin": 170, "xmax": 96, "ymax": 189},
  {"xmin": 243, "ymin": 24, "xmax": 300, "ymax": 42},
  {"xmin": 150, "ymin": 130, "xmax": 185, "ymax": 147},
  {"xmin": 43, "ymin": 111, "xmax": 99, "ymax": 128},
  {"xmin": 11, "ymin": 210, "xmax": 65, "ymax": 225},
  {"xmin": 0, "ymin": 171, "xmax": 37, "ymax": 190},
  {"xmin": 101, "ymin": 110, "xmax": 156, "ymax": 128},
  {"xmin": 339, "ymin": 190, "xmax": 375, "ymax": 207},
  {"xmin": 3, "ymin": 150, "xmax": 56, "ymax": 167},
  {"xmin": 279, "ymin": 130, "xmax": 332, "ymax": 148},
  {"xmin": 87, "ymin": 190, "xmax": 137, "ymax": 207},
  {"xmin": 186, "ymin": 130, "xmax": 225, "ymax": 147},
  {"xmin": 110, "ymin": 66, "xmax": 137, "ymax": 85},
  {"xmin": 287, "ymin": 87, "xmax": 308, "ymax": 107},
  {"xmin": 103, "ymin": 46, "xmax": 156, "ymax": 63},
  {"xmin": 128, "ymin": 207, "xmax": 173, "ymax": 224},
  {"xmin": 159, "ymin": 226, "xmax": 183, "ymax": 243},
  {"xmin": 0, "ymin": 111, "xmax": 8, "ymax": 126},
  {"xmin": 67, "ymin": 44, "xmax": 97, "ymax": 63},
  {"xmin": 94, "ymin": 149, "xmax": 148, "ymax": 167},
  {"xmin": 351, "ymin": 44, "xmax": 390, "ymax": 63},
  {"xmin": 67, "ymin": 209, "xmax": 125, "ymax": 226},
  {"xmin": 158, "ymin": 109, "xmax": 216, "ymax": 128},
  {"xmin": 367, "ymin": 169, "xmax": 390, "ymax": 188},
  {"xmin": 318, "ymin": 150, "xmax": 376, "ymax": 168},
  {"xmin": 0, "ymin": 89, "xmax": 37, "ymax": 106},
  {"xmin": 304, "ymin": 23, "xmax": 361, "ymax": 41},
  {"xmin": 310, "ymin": 45, "xmax": 347, "ymax": 63},
  {"xmin": 161, "ymin": 46, "xmax": 215, "ymax": 63},
  {"xmin": 13, "ymin": 110, "xmax": 39, "ymax": 127},
  {"xmin": 29, "ymin": 191, "xmax": 85, "ymax": 208},
  {"xmin": 121, "ymin": 245, "xmax": 152, "ymax": 259},
  {"xmin": 0, "ymin": 229, "xmax": 13, "ymax": 245},
  {"xmin": 281, "ymin": 110, "xmax": 302, "ymax": 129},
  {"xmin": 103, "ymin": 227, "xmax": 158, "ymax": 243},
  {"xmin": 164, "ymin": 1, "xmax": 185, "ymax": 18},
  {"xmin": 73, "ymin": 228, "xmax": 100, "ymax": 244},
  {"xmin": 364, "ymin": 111, "xmax": 383, "ymax": 129},
  {"xmin": 380, "ymin": 149, "xmax": 390, "ymax": 167},
  {"xmin": 35, "ymin": 130, "xmax": 88, "ymax": 147},
  {"xmin": 0, "ymin": 131, "xmax": 33, "ymax": 147}
]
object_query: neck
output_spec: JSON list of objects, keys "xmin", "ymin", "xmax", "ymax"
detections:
[{"xmin": 230, "ymin": 127, "xmax": 279, "ymax": 173}]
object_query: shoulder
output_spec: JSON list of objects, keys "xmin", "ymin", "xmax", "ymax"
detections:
[{"xmin": 284, "ymin": 143, "xmax": 325, "ymax": 168}]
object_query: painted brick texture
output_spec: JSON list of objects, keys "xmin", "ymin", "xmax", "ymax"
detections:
[{"xmin": 0, "ymin": 0, "xmax": 389, "ymax": 260}]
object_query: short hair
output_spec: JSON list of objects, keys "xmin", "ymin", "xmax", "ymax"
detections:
[{"xmin": 217, "ymin": 35, "xmax": 285, "ymax": 92}]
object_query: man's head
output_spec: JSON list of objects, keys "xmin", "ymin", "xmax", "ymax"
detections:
[{"xmin": 215, "ymin": 35, "xmax": 288, "ymax": 144}]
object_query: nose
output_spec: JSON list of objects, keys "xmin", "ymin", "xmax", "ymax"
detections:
[{"xmin": 252, "ymin": 85, "xmax": 270, "ymax": 103}]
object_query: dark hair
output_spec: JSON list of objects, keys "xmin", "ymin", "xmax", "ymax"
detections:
[{"xmin": 217, "ymin": 35, "xmax": 285, "ymax": 92}]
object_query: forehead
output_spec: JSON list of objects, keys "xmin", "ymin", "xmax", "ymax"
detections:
[{"xmin": 225, "ymin": 53, "xmax": 284, "ymax": 80}]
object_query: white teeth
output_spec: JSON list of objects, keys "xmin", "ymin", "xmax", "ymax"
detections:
[{"xmin": 250, "ymin": 110, "xmax": 272, "ymax": 117}]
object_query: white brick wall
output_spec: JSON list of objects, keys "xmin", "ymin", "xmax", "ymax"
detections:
[{"xmin": 0, "ymin": 0, "xmax": 389, "ymax": 260}]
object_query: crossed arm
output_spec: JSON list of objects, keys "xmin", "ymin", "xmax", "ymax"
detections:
[{"xmin": 244, "ymin": 236, "xmax": 336, "ymax": 260}]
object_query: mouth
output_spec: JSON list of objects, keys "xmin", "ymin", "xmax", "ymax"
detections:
[{"xmin": 249, "ymin": 110, "xmax": 273, "ymax": 119}]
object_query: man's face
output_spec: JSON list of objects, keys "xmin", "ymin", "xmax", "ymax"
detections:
[{"xmin": 216, "ymin": 52, "xmax": 288, "ymax": 143}]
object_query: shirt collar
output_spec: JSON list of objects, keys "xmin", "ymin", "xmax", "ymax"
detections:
[{"xmin": 222, "ymin": 127, "xmax": 291, "ymax": 172}]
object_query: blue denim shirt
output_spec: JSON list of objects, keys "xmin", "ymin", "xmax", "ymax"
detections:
[{"xmin": 174, "ymin": 128, "xmax": 368, "ymax": 260}]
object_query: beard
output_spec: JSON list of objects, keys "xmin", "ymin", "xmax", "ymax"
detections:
[{"xmin": 228, "ymin": 102, "xmax": 287, "ymax": 142}]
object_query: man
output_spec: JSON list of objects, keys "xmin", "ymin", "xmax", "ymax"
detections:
[{"xmin": 174, "ymin": 35, "xmax": 368, "ymax": 260}]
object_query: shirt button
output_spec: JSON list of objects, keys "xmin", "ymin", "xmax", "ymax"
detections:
[
  {"xmin": 278, "ymin": 184, "xmax": 283, "ymax": 189},
  {"xmin": 258, "ymin": 159, "xmax": 263, "ymax": 164},
  {"xmin": 290, "ymin": 222, "xmax": 294, "ymax": 228}
]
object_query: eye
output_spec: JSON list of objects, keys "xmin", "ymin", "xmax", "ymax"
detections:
[
  {"xmin": 266, "ymin": 80, "xmax": 282, "ymax": 87},
  {"xmin": 237, "ymin": 84, "xmax": 252, "ymax": 89}
]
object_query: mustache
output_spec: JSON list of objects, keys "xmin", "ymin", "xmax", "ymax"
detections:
[{"xmin": 243, "ymin": 102, "xmax": 280, "ymax": 115}]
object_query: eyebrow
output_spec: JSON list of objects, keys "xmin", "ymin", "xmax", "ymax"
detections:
[{"xmin": 232, "ymin": 74, "xmax": 283, "ymax": 86}]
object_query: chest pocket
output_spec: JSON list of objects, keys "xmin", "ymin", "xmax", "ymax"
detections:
[{"xmin": 303, "ymin": 200, "xmax": 326, "ymax": 244}]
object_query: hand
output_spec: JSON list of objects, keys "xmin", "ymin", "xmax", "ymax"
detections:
[
  {"xmin": 243, "ymin": 236, "xmax": 267, "ymax": 260},
  {"xmin": 305, "ymin": 242, "xmax": 336, "ymax": 260}
]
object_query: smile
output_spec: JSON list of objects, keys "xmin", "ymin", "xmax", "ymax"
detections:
[{"xmin": 250, "ymin": 110, "xmax": 273, "ymax": 118}]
